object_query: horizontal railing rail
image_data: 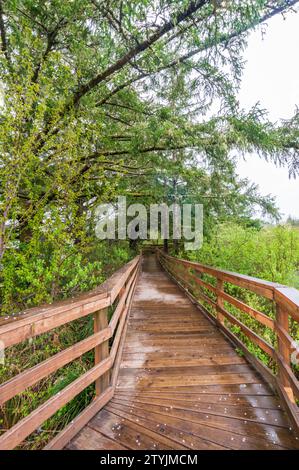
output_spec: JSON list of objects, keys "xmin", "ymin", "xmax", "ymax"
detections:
[
  {"xmin": 0, "ymin": 255, "xmax": 141, "ymax": 450},
  {"xmin": 157, "ymin": 249, "xmax": 299, "ymax": 432}
]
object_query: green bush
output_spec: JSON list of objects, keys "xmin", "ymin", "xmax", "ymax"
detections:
[
  {"xmin": 0, "ymin": 239, "xmax": 134, "ymax": 448},
  {"xmin": 183, "ymin": 223, "xmax": 299, "ymax": 371},
  {"xmin": 187, "ymin": 223, "xmax": 299, "ymax": 287}
]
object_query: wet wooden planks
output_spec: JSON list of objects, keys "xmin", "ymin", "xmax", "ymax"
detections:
[{"xmin": 66, "ymin": 255, "xmax": 299, "ymax": 450}]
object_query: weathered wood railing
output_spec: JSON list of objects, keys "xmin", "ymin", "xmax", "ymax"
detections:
[
  {"xmin": 157, "ymin": 249, "xmax": 299, "ymax": 431},
  {"xmin": 0, "ymin": 255, "xmax": 141, "ymax": 450}
]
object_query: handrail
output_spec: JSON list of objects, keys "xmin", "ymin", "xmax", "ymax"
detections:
[
  {"xmin": 157, "ymin": 249, "xmax": 299, "ymax": 432},
  {"xmin": 0, "ymin": 255, "xmax": 141, "ymax": 450}
]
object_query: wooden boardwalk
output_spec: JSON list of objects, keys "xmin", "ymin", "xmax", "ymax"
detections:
[{"xmin": 66, "ymin": 255, "xmax": 299, "ymax": 450}]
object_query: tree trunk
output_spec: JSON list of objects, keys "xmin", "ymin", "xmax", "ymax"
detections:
[{"xmin": 129, "ymin": 238, "xmax": 138, "ymax": 251}]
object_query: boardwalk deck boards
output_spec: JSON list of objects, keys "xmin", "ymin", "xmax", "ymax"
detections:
[{"xmin": 66, "ymin": 255, "xmax": 299, "ymax": 450}]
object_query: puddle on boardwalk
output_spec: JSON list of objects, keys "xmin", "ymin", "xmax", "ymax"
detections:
[{"xmin": 134, "ymin": 283, "xmax": 187, "ymax": 303}]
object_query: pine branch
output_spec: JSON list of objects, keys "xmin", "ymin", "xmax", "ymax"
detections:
[
  {"xmin": 71, "ymin": 0, "xmax": 208, "ymax": 106},
  {"xmin": 0, "ymin": 0, "xmax": 12, "ymax": 69}
]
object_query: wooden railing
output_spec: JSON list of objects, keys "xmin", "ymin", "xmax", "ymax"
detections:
[
  {"xmin": 0, "ymin": 255, "xmax": 141, "ymax": 450},
  {"xmin": 157, "ymin": 250, "xmax": 299, "ymax": 431}
]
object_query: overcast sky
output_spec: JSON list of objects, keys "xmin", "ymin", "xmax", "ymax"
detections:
[{"xmin": 236, "ymin": 9, "xmax": 299, "ymax": 220}]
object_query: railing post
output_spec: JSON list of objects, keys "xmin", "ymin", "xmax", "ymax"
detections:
[
  {"xmin": 276, "ymin": 303, "xmax": 290, "ymax": 387},
  {"xmin": 216, "ymin": 278, "xmax": 225, "ymax": 325},
  {"xmin": 193, "ymin": 268, "xmax": 203, "ymax": 298},
  {"xmin": 94, "ymin": 307, "xmax": 110, "ymax": 395}
]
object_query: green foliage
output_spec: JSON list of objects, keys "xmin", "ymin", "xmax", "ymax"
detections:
[
  {"xmin": 0, "ymin": 0, "xmax": 298, "ymax": 449},
  {"xmin": 2, "ymin": 0, "xmax": 294, "ymax": 314},
  {"xmin": 184, "ymin": 223, "xmax": 299, "ymax": 370},
  {"xmin": 188, "ymin": 223, "xmax": 299, "ymax": 286}
]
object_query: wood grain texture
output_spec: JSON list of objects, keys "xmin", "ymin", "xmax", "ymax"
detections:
[
  {"xmin": 0, "ymin": 257, "xmax": 141, "ymax": 450},
  {"xmin": 0, "ymin": 256, "xmax": 140, "ymax": 348},
  {"xmin": 0, "ymin": 326, "xmax": 112, "ymax": 405},
  {"xmin": 159, "ymin": 250, "xmax": 299, "ymax": 423},
  {"xmin": 94, "ymin": 308, "xmax": 110, "ymax": 395},
  {"xmin": 0, "ymin": 357, "xmax": 112, "ymax": 450},
  {"xmin": 67, "ymin": 255, "xmax": 299, "ymax": 450}
]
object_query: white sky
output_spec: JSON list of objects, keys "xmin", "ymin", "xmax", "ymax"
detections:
[{"xmin": 236, "ymin": 10, "xmax": 299, "ymax": 220}]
